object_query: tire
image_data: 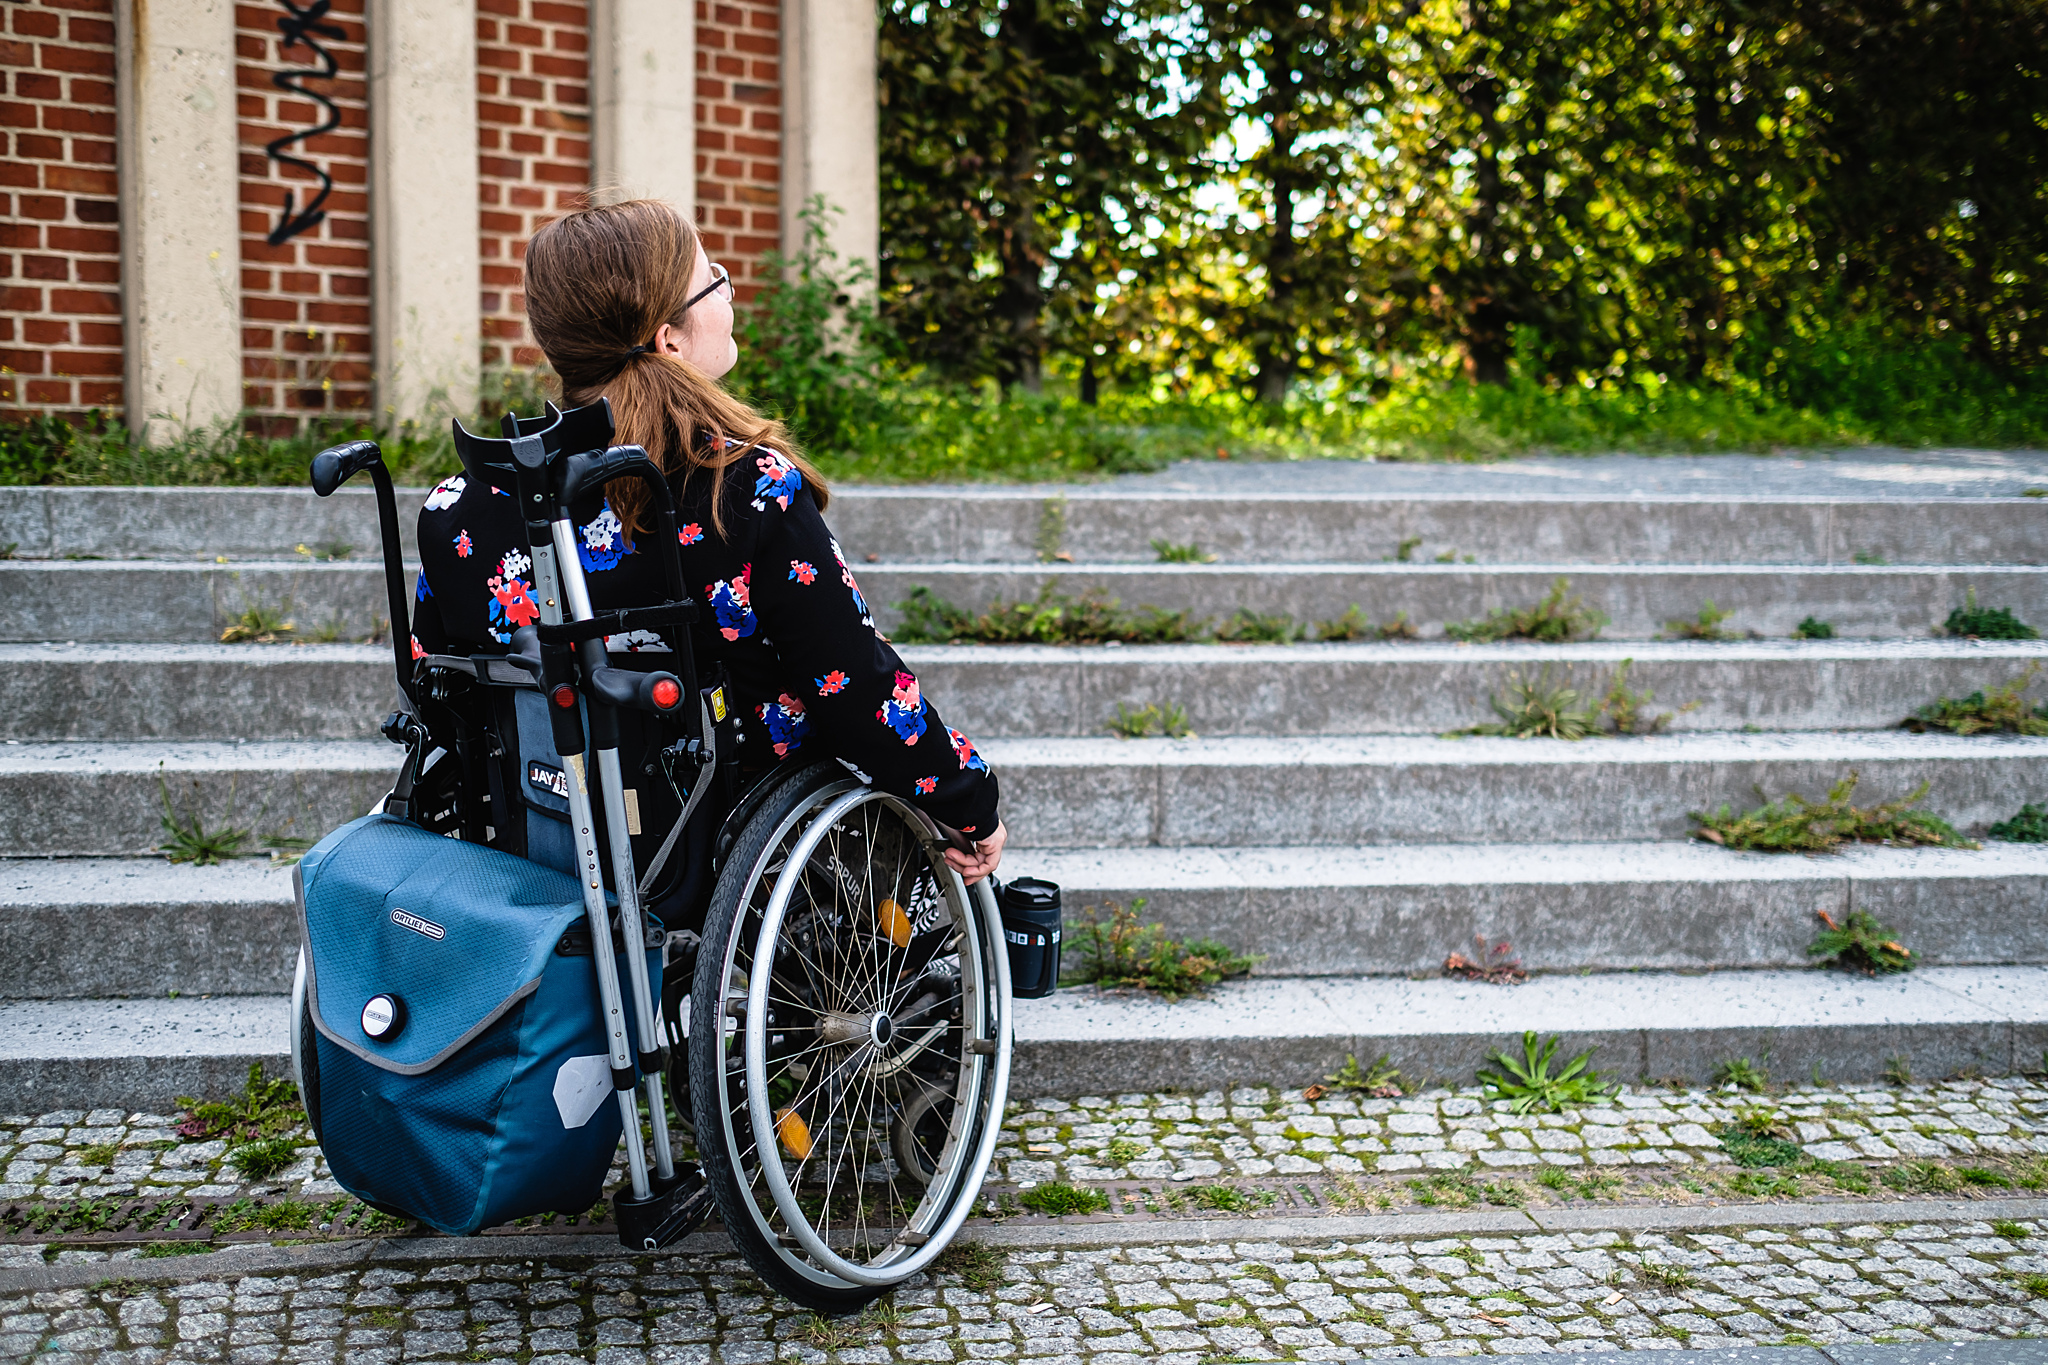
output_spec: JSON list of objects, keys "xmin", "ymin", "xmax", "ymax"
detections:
[{"xmin": 689, "ymin": 763, "xmax": 1011, "ymax": 1311}]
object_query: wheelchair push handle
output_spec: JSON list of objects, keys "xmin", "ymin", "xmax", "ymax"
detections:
[{"xmin": 308, "ymin": 438, "xmax": 415, "ymax": 706}]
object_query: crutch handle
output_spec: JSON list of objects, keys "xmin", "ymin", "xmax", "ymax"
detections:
[
  {"xmin": 310, "ymin": 439, "xmax": 384, "ymax": 497},
  {"xmin": 309, "ymin": 439, "xmax": 415, "ymax": 706}
]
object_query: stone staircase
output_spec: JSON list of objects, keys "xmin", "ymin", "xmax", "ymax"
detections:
[{"xmin": 2, "ymin": 472, "xmax": 2046, "ymax": 1111}]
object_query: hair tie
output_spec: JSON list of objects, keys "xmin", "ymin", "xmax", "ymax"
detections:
[{"xmin": 623, "ymin": 342, "xmax": 655, "ymax": 360}]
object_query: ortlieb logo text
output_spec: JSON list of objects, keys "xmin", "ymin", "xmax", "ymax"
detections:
[{"xmin": 392, "ymin": 908, "xmax": 445, "ymax": 941}]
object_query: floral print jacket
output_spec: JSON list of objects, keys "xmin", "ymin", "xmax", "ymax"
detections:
[{"xmin": 410, "ymin": 451, "xmax": 1000, "ymax": 840}]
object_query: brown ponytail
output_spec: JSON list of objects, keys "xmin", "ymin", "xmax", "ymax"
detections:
[{"xmin": 522, "ymin": 198, "xmax": 828, "ymax": 540}]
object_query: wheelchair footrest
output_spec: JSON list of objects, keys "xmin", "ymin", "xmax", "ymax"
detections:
[{"xmin": 614, "ymin": 1164, "xmax": 714, "ymax": 1252}]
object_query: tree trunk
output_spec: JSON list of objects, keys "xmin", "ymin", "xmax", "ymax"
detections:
[
  {"xmin": 1080, "ymin": 357, "xmax": 1099, "ymax": 405},
  {"xmin": 1254, "ymin": 26, "xmax": 1299, "ymax": 404},
  {"xmin": 995, "ymin": 0, "xmax": 1047, "ymax": 394},
  {"xmin": 1458, "ymin": 0, "xmax": 1511, "ymax": 385}
]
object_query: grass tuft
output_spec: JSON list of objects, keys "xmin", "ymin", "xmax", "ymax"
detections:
[
  {"xmin": 893, "ymin": 582, "xmax": 1204, "ymax": 645},
  {"xmin": 226, "ymin": 1136, "xmax": 302, "ymax": 1182},
  {"xmin": 1018, "ymin": 1182, "xmax": 1109, "ymax": 1217},
  {"xmin": 177, "ymin": 1063, "xmax": 303, "ymax": 1142},
  {"xmin": 1105, "ymin": 701, "xmax": 1193, "ymax": 739},
  {"xmin": 1445, "ymin": 576, "xmax": 1607, "ymax": 643},
  {"xmin": 1663, "ymin": 600, "xmax": 1738, "ymax": 641},
  {"xmin": 1883, "ymin": 1160, "xmax": 1964, "ymax": 1194},
  {"xmin": 1477, "ymin": 1031, "xmax": 1614, "ymax": 1114},
  {"xmin": 1710, "ymin": 1056, "xmax": 1771, "ymax": 1092},
  {"xmin": 1989, "ymin": 802, "xmax": 2048, "ymax": 842},
  {"xmin": 1063, "ymin": 898, "xmax": 1261, "ymax": 999},
  {"xmin": 1454, "ymin": 666, "xmax": 1599, "ymax": 739},
  {"xmin": 156, "ymin": 771, "xmax": 251, "ymax": 866},
  {"xmin": 1794, "ymin": 616, "xmax": 1836, "ymax": 640},
  {"xmin": 1944, "ymin": 587, "xmax": 2039, "ymax": 640},
  {"xmin": 1807, "ymin": 908, "xmax": 1916, "ymax": 975},
  {"xmin": 1327, "ymin": 1052, "xmax": 1408, "ymax": 1098},
  {"xmin": 219, "ymin": 595, "xmax": 297, "ymax": 645},
  {"xmin": 935, "ymin": 1241, "xmax": 1005, "ymax": 1291},
  {"xmin": 1213, "ymin": 608, "xmax": 1303, "ymax": 643},
  {"xmin": 1904, "ymin": 662, "xmax": 2048, "ymax": 736},
  {"xmin": 1151, "ymin": 538, "xmax": 1216, "ymax": 564},
  {"xmin": 1691, "ymin": 772, "xmax": 1978, "ymax": 853}
]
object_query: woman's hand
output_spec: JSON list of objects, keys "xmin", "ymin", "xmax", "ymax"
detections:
[{"xmin": 944, "ymin": 821, "xmax": 1007, "ymax": 886}]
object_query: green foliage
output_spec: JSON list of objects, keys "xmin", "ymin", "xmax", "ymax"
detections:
[
  {"xmin": 892, "ymin": 583, "xmax": 1204, "ymax": 645},
  {"xmin": 1189, "ymin": 1183, "xmax": 1272, "ymax": 1213},
  {"xmin": 1989, "ymin": 803, "xmax": 2048, "ymax": 842},
  {"xmin": 1151, "ymin": 539, "xmax": 1216, "ymax": 564},
  {"xmin": 1599, "ymin": 659, "xmax": 1693, "ymax": 735},
  {"xmin": 1883, "ymin": 1160, "xmax": 1965, "ymax": 1194},
  {"xmin": 1314, "ymin": 606, "xmax": 1416, "ymax": 641},
  {"xmin": 1103, "ymin": 1137, "xmax": 1146, "ymax": 1164},
  {"xmin": 1905, "ymin": 663, "xmax": 2048, "ymax": 736},
  {"xmin": 212, "ymin": 1199, "xmax": 317, "ymax": 1234},
  {"xmin": 1018, "ymin": 1182, "xmax": 1110, "ymax": 1217},
  {"xmin": 1807, "ymin": 908, "xmax": 1916, "ymax": 975},
  {"xmin": 1064, "ymin": 898, "xmax": 1262, "ymax": 999},
  {"xmin": 1636, "ymin": 1262, "xmax": 1696, "ymax": 1290},
  {"xmin": 1960, "ymin": 1166, "xmax": 2014, "ymax": 1188},
  {"xmin": 1718, "ymin": 1120, "xmax": 1805, "ymax": 1168},
  {"xmin": 75, "ymin": 1142, "xmax": 119, "ymax": 1167},
  {"xmin": 226, "ymin": 1136, "xmax": 303, "ymax": 1182},
  {"xmin": 1944, "ymin": 588, "xmax": 2039, "ymax": 640},
  {"xmin": 1212, "ymin": 609, "xmax": 1303, "ymax": 643},
  {"xmin": 1794, "ymin": 617, "xmax": 1836, "ymax": 640},
  {"xmin": 935, "ymin": 1242, "xmax": 1005, "ymax": 1292},
  {"xmin": 1105, "ymin": 701, "xmax": 1193, "ymax": 740},
  {"xmin": 1476, "ymin": 1032, "xmax": 1614, "ymax": 1114},
  {"xmin": 1327, "ymin": 1053, "xmax": 1407, "ymax": 1098},
  {"xmin": 1691, "ymin": 772, "xmax": 1978, "ymax": 853},
  {"xmin": 158, "ymin": 771, "xmax": 251, "ymax": 866},
  {"xmin": 1711, "ymin": 1057, "xmax": 1770, "ymax": 1093},
  {"xmin": 1883, "ymin": 1055, "xmax": 1914, "ymax": 1087},
  {"xmin": 1663, "ymin": 601, "xmax": 1737, "ymax": 641},
  {"xmin": 138, "ymin": 1241, "xmax": 213, "ymax": 1258},
  {"xmin": 1992, "ymin": 1219, "xmax": 2032, "ymax": 1239},
  {"xmin": 1445, "ymin": 577, "xmax": 1607, "ymax": 644},
  {"xmin": 1404, "ymin": 1172, "xmax": 1521, "ymax": 1209},
  {"xmin": 177, "ymin": 1063, "xmax": 303, "ymax": 1142},
  {"xmin": 219, "ymin": 594, "xmax": 296, "ymax": 645},
  {"xmin": 1454, "ymin": 666, "xmax": 1599, "ymax": 739}
]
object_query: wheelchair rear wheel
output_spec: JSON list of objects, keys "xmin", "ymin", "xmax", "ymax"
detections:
[{"xmin": 688, "ymin": 763, "xmax": 1011, "ymax": 1311}]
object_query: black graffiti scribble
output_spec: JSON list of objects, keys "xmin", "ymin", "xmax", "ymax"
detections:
[{"xmin": 264, "ymin": 0, "xmax": 347, "ymax": 247}]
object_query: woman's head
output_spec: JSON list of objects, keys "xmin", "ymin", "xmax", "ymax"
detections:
[{"xmin": 523, "ymin": 198, "xmax": 824, "ymax": 535}]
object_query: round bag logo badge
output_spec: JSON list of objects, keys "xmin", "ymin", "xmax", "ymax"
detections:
[{"xmin": 361, "ymin": 993, "xmax": 405, "ymax": 1040}]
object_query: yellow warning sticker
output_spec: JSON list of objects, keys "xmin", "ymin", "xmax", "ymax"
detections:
[{"xmin": 710, "ymin": 687, "xmax": 728, "ymax": 722}]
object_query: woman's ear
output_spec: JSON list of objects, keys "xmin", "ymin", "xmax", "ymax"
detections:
[{"xmin": 653, "ymin": 322, "xmax": 687, "ymax": 357}]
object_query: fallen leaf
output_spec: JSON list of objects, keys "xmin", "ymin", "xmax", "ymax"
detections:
[
  {"xmin": 1303, "ymin": 1084, "xmax": 1328, "ymax": 1101},
  {"xmin": 1477, "ymin": 1313, "xmax": 1510, "ymax": 1325}
]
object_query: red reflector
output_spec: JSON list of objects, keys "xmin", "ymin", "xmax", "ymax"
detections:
[
  {"xmin": 651, "ymin": 678, "xmax": 681, "ymax": 710},
  {"xmin": 552, "ymin": 684, "xmax": 577, "ymax": 709}
]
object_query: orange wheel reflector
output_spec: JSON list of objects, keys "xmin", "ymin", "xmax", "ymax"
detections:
[
  {"xmin": 775, "ymin": 1107, "xmax": 814, "ymax": 1159},
  {"xmin": 552, "ymin": 684, "xmax": 577, "ymax": 708},
  {"xmin": 651, "ymin": 678, "xmax": 681, "ymax": 710},
  {"xmin": 877, "ymin": 897, "xmax": 912, "ymax": 949}
]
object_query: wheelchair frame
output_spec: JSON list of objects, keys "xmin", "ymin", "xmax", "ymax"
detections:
[{"xmin": 307, "ymin": 401, "xmax": 1012, "ymax": 1308}]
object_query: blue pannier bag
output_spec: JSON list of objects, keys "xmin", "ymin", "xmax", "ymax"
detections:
[{"xmin": 294, "ymin": 813, "xmax": 658, "ymax": 1236}]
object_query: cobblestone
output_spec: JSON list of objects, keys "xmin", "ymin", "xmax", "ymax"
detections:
[{"xmin": 15, "ymin": 1219, "xmax": 2046, "ymax": 1364}]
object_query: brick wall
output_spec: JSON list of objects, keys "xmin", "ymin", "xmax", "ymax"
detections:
[
  {"xmin": 696, "ymin": 0, "xmax": 781, "ymax": 304},
  {"xmin": 477, "ymin": 0, "xmax": 591, "ymax": 371},
  {"xmin": 236, "ymin": 0, "xmax": 372, "ymax": 435},
  {"xmin": 0, "ymin": 0, "xmax": 121, "ymax": 420}
]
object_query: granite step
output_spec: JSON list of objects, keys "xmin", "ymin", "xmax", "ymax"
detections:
[
  {"xmin": 4, "ymin": 483, "xmax": 2042, "ymax": 566},
  {"xmin": 1, "ymin": 731, "xmax": 2041, "ymax": 856},
  {"xmin": 3, "ymin": 965, "xmax": 2041, "ymax": 1111},
  {"xmin": 5, "ymin": 639, "xmax": 2043, "ymax": 741},
  {"xmin": 6, "ymin": 842, "xmax": 2048, "ymax": 999},
  {"xmin": 6, "ymin": 558, "xmax": 2048, "ymax": 642}
]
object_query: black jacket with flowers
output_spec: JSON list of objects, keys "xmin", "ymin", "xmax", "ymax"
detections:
[{"xmin": 408, "ymin": 450, "xmax": 1000, "ymax": 840}]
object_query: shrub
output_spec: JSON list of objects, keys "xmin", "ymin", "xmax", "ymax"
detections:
[
  {"xmin": 1807, "ymin": 908, "xmax": 1915, "ymax": 975},
  {"xmin": 1477, "ymin": 1032, "xmax": 1614, "ymax": 1114},
  {"xmin": 1445, "ymin": 576, "xmax": 1607, "ymax": 643},
  {"xmin": 1691, "ymin": 772, "xmax": 1978, "ymax": 852}
]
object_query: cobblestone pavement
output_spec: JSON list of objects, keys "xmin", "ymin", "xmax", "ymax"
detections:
[
  {"xmin": 5, "ymin": 1079, "xmax": 2042, "ymax": 1251},
  {"xmin": 2, "ymin": 1215, "xmax": 2047, "ymax": 1364}
]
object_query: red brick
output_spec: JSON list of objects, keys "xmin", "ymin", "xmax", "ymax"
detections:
[
  {"xmin": 0, "ymin": 161, "xmax": 35, "ymax": 188},
  {"xmin": 42, "ymin": 106, "xmax": 113, "ymax": 134},
  {"xmin": 72, "ymin": 258, "xmax": 115, "ymax": 283},
  {"xmin": 14, "ymin": 72, "xmax": 63, "ymax": 100},
  {"xmin": 21, "ymin": 254, "xmax": 67, "ymax": 280},
  {"xmin": 67, "ymin": 17, "xmax": 113, "ymax": 44},
  {"xmin": 43, "ymin": 163, "xmax": 112, "ymax": 194},
  {"xmin": 0, "ymin": 341, "xmax": 47, "ymax": 369},
  {"xmin": 44, "ymin": 225, "xmax": 115, "ymax": 252},
  {"xmin": 39, "ymin": 44, "xmax": 110, "ymax": 74},
  {"xmin": 13, "ymin": 130, "xmax": 60, "ymax": 157},
  {"xmin": 76, "ymin": 320, "xmax": 119, "ymax": 345},
  {"xmin": 11, "ymin": 11, "xmax": 61, "ymax": 38},
  {"xmin": 51, "ymin": 347, "xmax": 119, "ymax": 374},
  {"xmin": 24, "ymin": 379, "xmax": 73, "ymax": 403},
  {"xmin": 0, "ymin": 39, "xmax": 34, "ymax": 67},
  {"xmin": 17, "ymin": 193, "xmax": 63, "ymax": 218},
  {"xmin": 66, "ymin": 77, "xmax": 114, "ymax": 106},
  {"xmin": 71, "ymin": 198, "xmax": 115, "ymax": 224},
  {"xmin": 23, "ymin": 317, "xmax": 70, "ymax": 344},
  {"xmin": 75, "ymin": 379, "xmax": 121, "ymax": 405}
]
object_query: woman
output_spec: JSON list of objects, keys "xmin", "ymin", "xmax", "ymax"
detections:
[{"xmin": 409, "ymin": 198, "xmax": 1006, "ymax": 884}]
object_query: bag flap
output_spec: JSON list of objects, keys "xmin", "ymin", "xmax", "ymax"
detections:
[{"xmin": 296, "ymin": 814, "xmax": 589, "ymax": 1075}]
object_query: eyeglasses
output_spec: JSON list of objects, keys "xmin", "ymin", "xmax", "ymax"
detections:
[{"xmin": 683, "ymin": 261, "xmax": 732, "ymax": 312}]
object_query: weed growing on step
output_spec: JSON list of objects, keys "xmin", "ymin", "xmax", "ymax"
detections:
[
  {"xmin": 157, "ymin": 770, "xmax": 252, "ymax": 866},
  {"xmin": 1444, "ymin": 576, "xmax": 1607, "ymax": 643},
  {"xmin": 1213, "ymin": 608, "xmax": 1304, "ymax": 642},
  {"xmin": 1018, "ymin": 1181, "xmax": 1109, "ymax": 1216},
  {"xmin": 1477, "ymin": 1031, "xmax": 1614, "ymax": 1113},
  {"xmin": 1064, "ymin": 898, "xmax": 1261, "ymax": 999},
  {"xmin": 1189, "ymin": 1183, "xmax": 1275, "ymax": 1213},
  {"xmin": 1443, "ymin": 935, "xmax": 1526, "ymax": 984},
  {"xmin": 1717, "ymin": 1119, "xmax": 1805, "ymax": 1168},
  {"xmin": 226, "ymin": 1136, "xmax": 302, "ymax": 1181},
  {"xmin": 1711, "ymin": 1056, "xmax": 1771, "ymax": 1092},
  {"xmin": 1794, "ymin": 616, "xmax": 1836, "ymax": 639},
  {"xmin": 1943, "ymin": 587, "xmax": 2039, "ymax": 640},
  {"xmin": 138, "ymin": 1241, "xmax": 213, "ymax": 1258},
  {"xmin": 1035, "ymin": 495, "xmax": 1068, "ymax": 563},
  {"xmin": 800, "ymin": 1301, "xmax": 901, "ymax": 1348},
  {"xmin": 1105, "ymin": 701, "xmax": 1194, "ymax": 739},
  {"xmin": 1637, "ymin": 1261, "xmax": 1696, "ymax": 1290},
  {"xmin": 1990, "ymin": 802, "xmax": 2048, "ymax": 841},
  {"xmin": 1326, "ymin": 1053, "xmax": 1408, "ymax": 1098},
  {"xmin": 1852, "ymin": 550, "xmax": 1889, "ymax": 566},
  {"xmin": 1151, "ymin": 538, "xmax": 1216, "ymax": 563},
  {"xmin": 1663, "ymin": 600, "xmax": 1738, "ymax": 640},
  {"xmin": 1905, "ymin": 662, "xmax": 2048, "ymax": 736},
  {"xmin": 893, "ymin": 583, "xmax": 1205, "ymax": 644},
  {"xmin": 1599, "ymin": 658, "xmax": 1697, "ymax": 735},
  {"xmin": 1884, "ymin": 1160, "xmax": 1966, "ymax": 1194},
  {"xmin": 935, "ymin": 1241, "xmax": 1005, "ymax": 1291},
  {"xmin": 1691, "ymin": 772, "xmax": 1978, "ymax": 852},
  {"xmin": 1453, "ymin": 665, "xmax": 1600, "ymax": 738},
  {"xmin": 1882, "ymin": 1054, "xmax": 1915, "ymax": 1086},
  {"xmin": 220, "ymin": 594, "xmax": 296, "ymax": 644},
  {"xmin": 1808, "ymin": 908, "xmax": 1916, "ymax": 974},
  {"xmin": 1391, "ymin": 536, "xmax": 1423, "ymax": 562},
  {"xmin": 212, "ymin": 1198, "xmax": 317, "ymax": 1234},
  {"xmin": 177, "ymin": 1063, "xmax": 303, "ymax": 1142},
  {"xmin": 1315, "ymin": 604, "xmax": 1419, "ymax": 640},
  {"xmin": 1993, "ymin": 1219, "xmax": 2033, "ymax": 1239}
]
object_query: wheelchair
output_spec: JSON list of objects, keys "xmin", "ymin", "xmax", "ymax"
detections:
[{"xmin": 297, "ymin": 401, "xmax": 1014, "ymax": 1311}]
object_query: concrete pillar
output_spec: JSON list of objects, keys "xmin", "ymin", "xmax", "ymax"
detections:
[
  {"xmin": 781, "ymin": 0, "xmax": 878, "ymax": 283},
  {"xmin": 591, "ymin": 0, "xmax": 695, "ymax": 215},
  {"xmin": 113, "ymin": 0, "xmax": 245, "ymax": 442},
  {"xmin": 368, "ymin": 0, "xmax": 479, "ymax": 429}
]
